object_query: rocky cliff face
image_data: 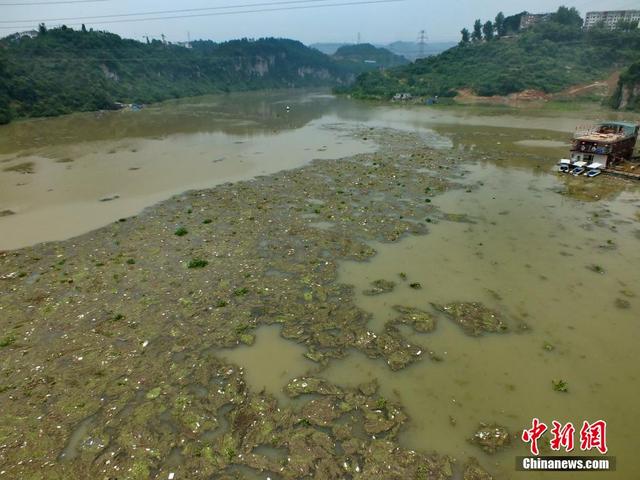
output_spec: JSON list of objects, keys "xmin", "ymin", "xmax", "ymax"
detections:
[
  {"xmin": 611, "ymin": 62, "xmax": 640, "ymax": 111},
  {"xmin": 0, "ymin": 31, "xmax": 357, "ymax": 123},
  {"xmin": 617, "ymin": 82, "xmax": 640, "ymax": 110}
]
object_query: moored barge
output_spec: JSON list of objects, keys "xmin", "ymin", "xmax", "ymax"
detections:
[{"xmin": 559, "ymin": 121, "xmax": 639, "ymax": 178}]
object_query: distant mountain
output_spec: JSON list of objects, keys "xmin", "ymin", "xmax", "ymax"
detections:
[
  {"xmin": 385, "ymin": 41, "xmax": 457, "ymax": 61},
  {"xmin": 310, "ymin": 41, "xmax": 456, "ymax": 60},
  {"xmin": 309, "ymin": 43, "xmax": 348, "ymax": 55},
  {"xmin": 0, "ymin": 27, "xmax": 359, "ymax": 124},
  {"xmin": 332, "ymin": 43, "xmax": 409, "ymax": 73}
]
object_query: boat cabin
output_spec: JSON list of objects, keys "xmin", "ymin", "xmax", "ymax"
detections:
[{"xmin": 570, "ymin": 121, "xmax": 639, "ymax": 168}]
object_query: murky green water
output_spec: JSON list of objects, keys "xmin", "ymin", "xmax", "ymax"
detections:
[
  {"xmin": 226, "ymin": 159, "xmax": 640, "ymax": 478},
  {"xmin": 323, "ymin": 163, "xmax": 640, "ymax": 478},
  {"xmin": 1, "ymin": 90, "xmax": 639, "ymax": 478},
  {"xmin": 2, "ymin": 90, "xmax": 637, "ymax": 250}
]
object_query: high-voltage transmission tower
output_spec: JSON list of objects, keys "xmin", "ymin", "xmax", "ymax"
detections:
[{"xmin": 417, "ymin": 29, "xmax": 428, "ymax": 58}]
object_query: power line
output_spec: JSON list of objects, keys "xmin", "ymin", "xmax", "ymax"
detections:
[
  {"xmin": 0, "ymin": 0, "xmax": 107, "ymax": 5},
  {"xmin": 0, "ymin": 0, "xmax": 405, "ymax": 30},
  {"xmin": 0, "ymin": 0, "xmax": 339, "ymax": 23}
]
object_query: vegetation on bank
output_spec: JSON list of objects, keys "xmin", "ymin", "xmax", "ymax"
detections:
[
  {"xmin": 343, "ymin": 7, "xmax": 640, "ymax": 101},
  {"xmin": 610, "ymin": 61, "xmax": 640, "ymax": 111},
  {"xmin": 0, "ymin": 26, "xmax": 356, "ymax": 124}
]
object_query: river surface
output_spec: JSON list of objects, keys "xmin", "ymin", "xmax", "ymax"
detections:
[
  {"xmin": 1, "ymin": 90, "xmax": 637, "ymax": 250},
  {"xmin": 1, "ymin": 90, "xmax": 639, "ymax": 479}
]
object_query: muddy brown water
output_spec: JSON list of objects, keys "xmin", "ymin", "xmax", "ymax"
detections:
[
  {"xmin": 1, "ymin": 90, "xmax": 639, "ymax": 479},
  {"xmin": 2, "ymin": 90, "xmax": 637, "ymax": 250},
  {"xmin": 226, "ymin": 162, "xmax": 640, "ymax": 479}
]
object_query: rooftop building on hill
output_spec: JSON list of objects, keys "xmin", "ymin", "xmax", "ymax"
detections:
[
  {"xmin": 519, "ymin": 13, "xmax": 553, "ymax": 29},
  {"xmin": 584, "ymin": 10, "xmax": 640, "ymax": 29}
]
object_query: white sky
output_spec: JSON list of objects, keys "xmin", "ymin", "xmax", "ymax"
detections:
[{"xmin": 1, "ymin": 0, "xmax": 638, "ymax": 44}]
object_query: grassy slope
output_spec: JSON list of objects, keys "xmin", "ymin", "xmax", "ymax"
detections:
[
  {"xmin": 0, "ymin": 28, "xmax": 354, "ymax": 123},
  {"xmin": 345, "ymin": 24, "xmax": 640, "ymax": 100}
]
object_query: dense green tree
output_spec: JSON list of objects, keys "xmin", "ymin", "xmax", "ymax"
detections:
[
  {"xmin": 483, "ymin": 21, "xmax": 494, "ymax": 41},
  {"xmin": 472, "ymin": 20, "xmax": 483, "ymax": 42},
  {"xmin": 495, "ymin": 12, "xmax": 506, "ymax": 37},
  {"xmin": 553, "ymin": 6, "xmax": 583, "ymax": 27},
  {"xmin": 0, "ymin": 53, "xmax": 11, "ymax": 124},
  {"xmin": 346, "ymin": 22, "xmax": 640, "ymax": 102},
  {"xmin": 460, "ymin": 28, "xmax": 470, "ymax": 45},
  {"xmin": 0, "ymin": 28, "xmax": 359, "ymax": 123},
  {"xmin": 503, "ymin": 12, "xmax": 526, "ymax": 34},
  {"xmin": 616, "ymin": 20, "xmax": 638, "ymax": 32}
]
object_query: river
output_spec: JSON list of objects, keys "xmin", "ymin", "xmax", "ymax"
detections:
[{"xmin": 0, "ymin": 90, "xmax": 639, "ymax": 479}]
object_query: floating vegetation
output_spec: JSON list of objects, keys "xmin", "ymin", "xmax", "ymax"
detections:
[
  {"xmin": 587, "ymin": 264, "xmax": 605, "ymax": 274},
  {"xmin": 615, "ymin": 298, "xmax": 631, "ymax": 309},
  {"xmin": 470, "ymin": 423, "xmax": 511, "ymax": 454},
  {"xmin": 187, "ymin": 258, "xmax": 208, "ymax": 269},
  {"xmin": 3, "ymin": 161, "xmax": 35, "ymax": 174},
  {"xmin": 434, "ymin": 302, "xmax": 509, "ymax": 336},
  {"xmin": 440, "ymin": 212, "xmax": 476, "ymax": 223},
  {"xmin": 552, "ymin": 379, "xmax": 569, "ymax": 393},
  {"xmin": 391, "ymin": 305, "xmax": 437, "ymax": 333},
  {"xmin": 363, "ymin": 279, "xmax": 396, "ymax": 296},
  {"xmin": 0, "ymin": 127, "xmax": 498, "ymax": 478},
  {"xmin": 174, "ymin": 227, "xmax": 188, "ymax": 236},
  {"xmin": 0, "ymin": 334, "xmax": 16, "ymax": 347},
  {"xmin": 0, "ymin": 209, "xmax": 16, "ymax": 217},
  {"xmin": 409, "ymin": 282, "xmax": 422, "ymax": 290}
]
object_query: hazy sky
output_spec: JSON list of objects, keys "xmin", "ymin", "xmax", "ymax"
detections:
[{"xmin": 1, "ymin": 0, "xmax": 638, "ymax": 44}]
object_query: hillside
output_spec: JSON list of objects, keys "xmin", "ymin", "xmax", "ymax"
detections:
[
  {"xmin": 610, "ymin": 61, "xmax": 640, "ymax": 111},
  {"xmin": 344, "ymin": 20, "xmax": 640, "ymax": 100},
  {"xmin": 332, "ymin": 43, "xmax": 409, "ymax": 73},
  {"xmin": 0, "ymin": 27, "xmax": 356, "ymax": 124}
]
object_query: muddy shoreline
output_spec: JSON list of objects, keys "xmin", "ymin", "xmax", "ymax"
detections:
[{"xmin": 0, "ymin": 126, "xmax": 506, "ymax": 479}]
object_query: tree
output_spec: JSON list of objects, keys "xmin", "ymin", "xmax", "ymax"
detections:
[
  {"xmin": 616, "ymin": 20, "xmax": 638, "ymax": 32},
  {"xmin": 472, "ymin": 19, "xmax": 483, "ymax": 42},
  {"xmin": 38, "ymin": 23, "xmax": 47, "ymax": 35},
  {"xmin": 483, "ymin": 21, "xmax": 494, "ymax": 41},
  {"xmin": 460, "ymin": 28, "xmax": 470, "ymax": 45},
  {"xmin": 495, "ymin": 12, "xmax": 506, "ymax": 37},
  {"xmin": 81, "ymin": 24, "xmax": 87, "ymax": 33},
  {"xmin": 553, "ymin": 6, "xmax": 583, "ymax": 27}
]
